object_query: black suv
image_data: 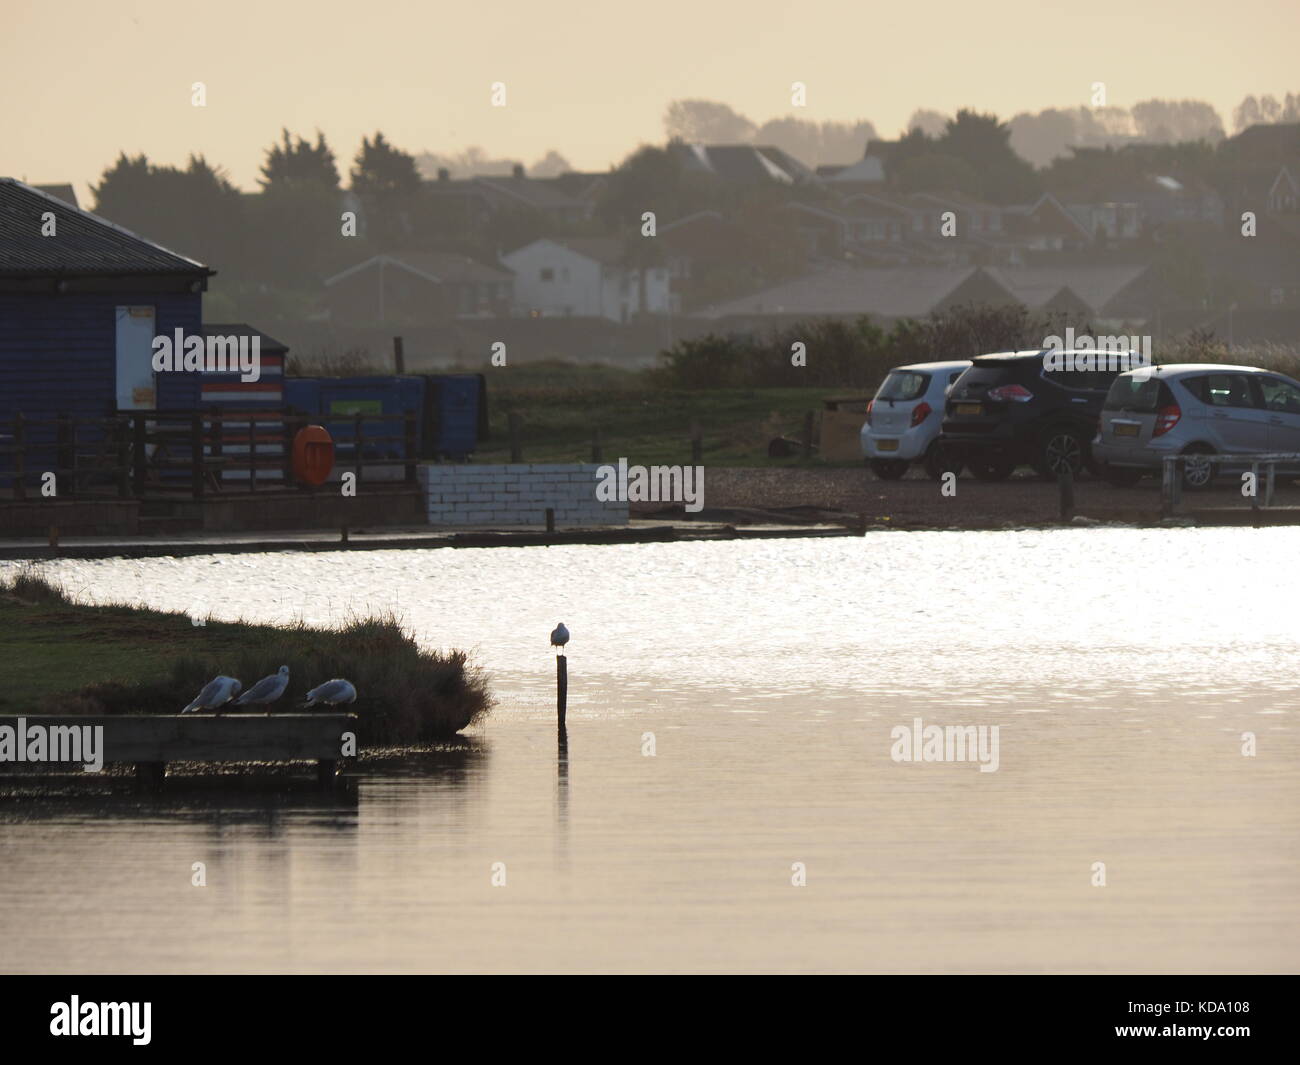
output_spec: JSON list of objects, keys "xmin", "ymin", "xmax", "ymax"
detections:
[{"xmin": 940, "ymin": 351, "xmax": 1123, "ymax": 480}]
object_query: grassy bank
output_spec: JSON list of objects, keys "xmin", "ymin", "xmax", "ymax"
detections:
[
  {"xmin": 458, "ymin": 362, "xmax": 845, "ymax": 466},
  {"xmin": 0, "ymin": 571, "xmax": 491, "ymax": 742}
]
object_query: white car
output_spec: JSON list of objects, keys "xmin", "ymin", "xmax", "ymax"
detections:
[{"xmin": 861, "ymin": 360, "xmax": 971, "ymax": 479}]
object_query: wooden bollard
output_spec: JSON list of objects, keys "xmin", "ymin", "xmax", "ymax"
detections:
[
  {"xmin": 1057, "ymin": 464, "xmax": 1075, "ymax": 521},
  {"xmin": 341, "ymin": 525, "xmax": 349, "ymax": 543},
  {"xmin": 556, "ymin": 654, "xmax": 567, "ymax": 736},
  {"xmin": 48, "ymin": 525, "xmax": 58, "ymax": 549},
  {"xmin": 545, "ymin": 507, "xmax": 555, "ymax": 533}
]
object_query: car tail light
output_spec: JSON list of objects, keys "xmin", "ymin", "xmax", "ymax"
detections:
[
  {"xmin": 1153, "ymin": 404, "xmax": 1181, "ymax": 437},
  {"xmin": 910, "ymin": 402, "xmax": 932, "ymax": 427},
  {"xmin": 866, "ymin": 399, "xmax": 874, "ymax": 426},
  {"xmin": 986, "ymin": 384, "xmax": 1033, "ymax": 403}
]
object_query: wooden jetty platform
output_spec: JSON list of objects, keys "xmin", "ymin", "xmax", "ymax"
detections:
[{"xmin": 0, "ymin": 713, "xmax": 356, "ymax": 789}]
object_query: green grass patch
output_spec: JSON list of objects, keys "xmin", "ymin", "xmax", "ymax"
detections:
[
  {"xmin": 0, "ymin": 569, "xmax": 491, "ymax": 743},
  {"xmin": 465, "ymin": 362, "xmax": 854, "ymax": 466}
]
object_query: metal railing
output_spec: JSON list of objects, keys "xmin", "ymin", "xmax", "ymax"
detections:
[
  {"xmin": 1160, "ymin": 452, "xmax": 1300, "ymax": 516},
  {"xmin": 0, "ymin": 409, "xmax": 418, "ymax": 501}
]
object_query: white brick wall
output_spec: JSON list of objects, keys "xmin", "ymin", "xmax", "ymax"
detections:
[{"xmin": 419, "ymin": 464, "xmax": 628, "ymax": 526}]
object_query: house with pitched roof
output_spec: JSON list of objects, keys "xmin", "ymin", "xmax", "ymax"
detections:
[
  {"xmin": 501, "ymin": 237, "xmax": 669, "ymax": 321},
  {"xmin": 324, "ymin": 251, "xmax": 514, "ymax": 325},
  {"xmin": 689, "ymin": 265, "xmax": 1021, "ymax": 326}
]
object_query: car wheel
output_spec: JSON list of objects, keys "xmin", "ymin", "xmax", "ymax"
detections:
[
  {"xmin": 1102, "ymin": 466, "xmax": 1144, "ymax": 487},
  {"xmin": 1180, "ymin": 445, "xmax": 1216, "ymax": 490},
  {"xmin": 870, "ymin": 459, "xmax": 909, "ymax": 481},
  {"xmin": 969, "ymin": 459, "xmax": 1015, "ymax": 482},
  {"xmin": 924, "ymin": 440, "xmax": 962, "ymax": 480},
  {"xmin": 1037, "ymin": 426, "xmax": 1087, "ymax": 479}
]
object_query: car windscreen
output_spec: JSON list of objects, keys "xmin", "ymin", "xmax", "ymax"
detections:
[
  {"xmin": 874, "ymin": 371, "xmax": 930, "ymax": 401},
  {"xmin": 1104, "ymin": 375, "xmax": 1169, "ymax": 412}
]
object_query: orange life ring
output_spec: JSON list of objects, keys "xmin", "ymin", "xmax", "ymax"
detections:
[{"xmin": 291, "ymin": 424, "xmax": 335, "ymax": 485}]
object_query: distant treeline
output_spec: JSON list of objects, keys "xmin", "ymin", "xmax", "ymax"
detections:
[{"xmin": 652, "ymin": 304, "xmax": 1300, "ymax": 390}]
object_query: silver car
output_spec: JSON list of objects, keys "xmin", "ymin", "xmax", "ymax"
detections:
[
  {"xmin": 1093, "ymin": 363, "xmax": 1300, "ymax": 488},
  {"xmin": 861, "ymin": 359, "xmax": 970, "ymax": 480}
]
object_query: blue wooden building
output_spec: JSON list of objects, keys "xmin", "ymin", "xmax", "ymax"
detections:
[{"xmin": 0, "ymin": 178, "xmax": 213, "ymax": 488}]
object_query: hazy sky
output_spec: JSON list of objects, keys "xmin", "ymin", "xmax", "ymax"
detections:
[{"xmin": 5, "ymin": 0, "xmax": 1297, "ymax": 203}]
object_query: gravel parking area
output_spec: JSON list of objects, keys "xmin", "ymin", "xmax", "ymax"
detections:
[{"xmin": 653, "ymin": 466, "xmax": 1300, "ymax": 529}]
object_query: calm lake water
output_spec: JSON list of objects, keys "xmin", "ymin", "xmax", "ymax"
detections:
[{"xmin": 2, "ymin": 528, "xmax": 1298, "ymax": 973}]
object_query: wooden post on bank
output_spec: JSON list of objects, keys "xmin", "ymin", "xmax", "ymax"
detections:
[
  {"xmin": 545, "ymin": 507, "xmax": 555, "ymax": 533},
  {"xmin": 1057, "ymin": 464, "xmax": 1075, "ymax": 521}
]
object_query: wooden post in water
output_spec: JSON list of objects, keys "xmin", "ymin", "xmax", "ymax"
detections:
[
  {"xmin": 556, "ymin": 653, "xmax": 568, "ymax": 739},
  {"xmin": 1057, "ymin": 464, "xmax": 1075, "ymax": 521}
]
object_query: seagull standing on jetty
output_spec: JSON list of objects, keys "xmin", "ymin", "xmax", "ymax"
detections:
[
  {"xmin": 181, "ymin": 675, "xmax": 241, "ymax": 714},
  {"xmin": 303, "ymin": 679, "xmax": 357, "ymax": 708},
  {"xmin": 550, "ymin": 623, "xmax": 569, "ymax": 654},
  {"xmin": 233, "ymin": 665, "xmax": 290, "ymax": 715}
]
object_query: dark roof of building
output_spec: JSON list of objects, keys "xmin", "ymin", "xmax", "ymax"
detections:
[
  {"xmin": 673, "ymin": 143, "xmax": 817, "ymax": 184},
  {"xmin": 0, "ymin": 178, "xmax": 211, "ymax": 278},
  {"xmin": 201, "ymin": 323, "xmax": 289, "ymax": 354}
]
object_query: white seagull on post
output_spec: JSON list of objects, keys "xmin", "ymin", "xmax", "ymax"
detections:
[
  {"xmin": 233, "ymin": 665, "xmax": 290, "ymax": 715},
  {"xmin": 181, "ymin": 675, "xmax": 242, "ymax": 714},
  {"xmin": 303, "ymin": 679, "xmax": 357, "ymax": 709},
  {"xmin": 550, "ymin": 622, "xmax": 569, "ymax": 654}
]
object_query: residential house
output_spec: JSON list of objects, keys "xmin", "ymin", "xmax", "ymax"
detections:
[
  {"xmin": 690, "ymin": 264, "xmax": 1022, "ymax": 326},
  {"xmin": 425, "ymin": 165, "xmax": 598, "ymax": 227},
  {"xmin": 502, "ymin": 237, "xmax": 669, "ymax": 321},
  {"xmin": 670, "ymin": 143, "xmax": 818, "ymax": 185},
  {"xmin": 324, "ymin": 251, "xmax": 514, "ymax": 325}
]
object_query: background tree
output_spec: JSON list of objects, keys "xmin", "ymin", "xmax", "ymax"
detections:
[
  {"xmin": 663, "ymin": 99, "xmax": 757, "ymax": 143},
  {"xmin": 259, "ymin": 128, "xmax": 339, "ymax": 190},
  {"xmin": 351, "ymin": 132, "xmax": 421, "ymax": 249}
]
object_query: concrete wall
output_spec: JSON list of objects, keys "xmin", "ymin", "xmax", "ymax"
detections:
[{"xmin": 420, "ymin": 464, "xmax": 627, "ymax": 526}]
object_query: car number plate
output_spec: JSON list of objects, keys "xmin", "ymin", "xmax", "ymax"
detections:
[
  {"xmin": 1114, "ymin": 423, "xmax": 1139, "ymax": 437},
  {"xmin": 877, "ymin": 439, "xmax": 899, "ymax": 452},
  {"xmin": 956, "ymin": 403, "xmax": 982, "ymax": 416}
]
